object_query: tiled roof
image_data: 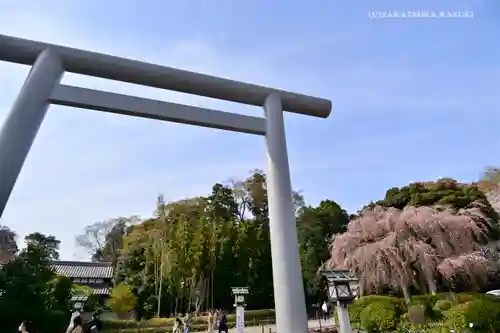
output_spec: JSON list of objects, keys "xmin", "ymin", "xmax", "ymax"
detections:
[
  {"xmin": 51, "ymin": 260, "xmax": 114, "ymax": 279},
  {"xmin": 70, "ymin": 285, "xmax": 111, "ymax": 301},
  {"xmin": 92, "ymin": 286, "xmax": 111, "ymax": 295}
]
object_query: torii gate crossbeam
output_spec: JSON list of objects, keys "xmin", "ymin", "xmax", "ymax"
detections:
[{"xmin": 0, "ymin": 34, "xmax": 332, "ymax": 333}]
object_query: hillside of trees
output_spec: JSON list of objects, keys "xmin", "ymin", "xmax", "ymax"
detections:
[
  {"xmin": 72, "ymin": 170, "xmax": 349, "ymax": 318},
  {"xmin": 2, "ymin": 168, "xmax": 500, "ymax": 321}
]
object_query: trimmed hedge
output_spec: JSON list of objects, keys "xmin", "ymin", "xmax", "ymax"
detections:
[
  {"xmin": 102, "ymin": 309, "xmax": 275, "ymax": 330},
  {"xmin": 349, "ymin": 292, "xmax": 500, "ymax": 333},
  {"xmin": 444, "ymin": 296, "xmax": 500, "ymax": 333},
  {"xmin": 349, "ymin": 295, "xmax": 405, "ymax": 324},
  {"xmin": 348, "ymin": 292, "xmax": 500, "ymax": 333},
  {"xmin": 103, "ymin": 319, "xmax": 275, "ymax": 333},
  {"xmin": 433, "ymin": 300, "xmax": 452, "ymax": 312},
  {"xmin": 360, "ymin": 301, "xmax": 401, "ymax": 333}
]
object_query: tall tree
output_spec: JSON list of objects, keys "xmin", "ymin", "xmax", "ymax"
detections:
[
  {"xmin": 76, "ymin": 216, "xmax": 139, "ymax": 265},
  {"xmin": 0, "ymin": 233, "xmax": 57, "ymax": 331},
  {"xmin": 297, "ymin": 200, "xmax": 349, "ymax": 306},
  {"xmin": 25, "ymin": 232, "xmax": 61, "ymax": 260}
]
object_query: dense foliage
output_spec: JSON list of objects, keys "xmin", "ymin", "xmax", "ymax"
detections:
[
  {"xmin": 102, "ymin": 308, "xmax": 276, "ymax": 332},
  {"xmin": 0, "ymin": 233, "xmax": 70, "ymax": 332},
  {"xmin": 108, "ymin": 283, "xmax": 137, "ymax": 316}
]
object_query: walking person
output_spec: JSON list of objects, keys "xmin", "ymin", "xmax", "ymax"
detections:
[
  {"xmin": 87, "ymin": 312, "xmax": 103, "ymax": 333},
  {"xmin": 183, "ymin": 312, "xmax": 193, "ymax": 333},
  {"xmin": 213, "ymin": 309, "xmax": 220, "ymax": 331},
  {"xmin": 66, "ymin": 310, "xmax": 81, "ymax": 333},
  {"xmin": 218, "ymin": 310, "xmax": 228, "ymax": 333},
  {"xmin": 173, "ymin": 317, "xmax": 183, "ymax": 333},
  {"xmin": 67, "ymin": 316, "xmax": 84, "ymax": 333},
  {"xmin": 321, "ymin": 301, "xmax": 329, "ymax": 320},
  {"xmin": 207, "ymin": 309, "xmax": 214, "ymax": 333}
]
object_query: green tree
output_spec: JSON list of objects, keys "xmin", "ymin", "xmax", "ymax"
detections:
[
  {"xmin": 297, "ymin": 200, "xmax": 349, "ymax": 307},
  {"xmin": 25, "ymin": 232, "xmax": 61, "ymax": 260},
  {"xmin": 108, "ymin": 284, "xmax": 137, "ymax": 316},
  {"xmin": 0, "ymin": 232, "xmax": 60, "ymax": 332},
  {"xmin": 47, "ymin": 275, "xmax": 73, "ymax": 312}
]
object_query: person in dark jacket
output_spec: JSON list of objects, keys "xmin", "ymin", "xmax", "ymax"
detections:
[
  {"xmin": 218, "ymin": 310, "xmax": 228, "ymax": 333},
  {"xmin": 86, "ymin": 312, "xmax": 103, "ymax": 333}
]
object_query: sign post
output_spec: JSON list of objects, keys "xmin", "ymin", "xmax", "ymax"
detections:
[{"xmin": 231, "ymin": 287, "xmax": 249, "ymax": 333}]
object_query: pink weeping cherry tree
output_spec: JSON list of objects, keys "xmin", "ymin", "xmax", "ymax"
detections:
[
  {"xmin": 438, "ymin": 252, "xmax": 497, "ymax": 290},
  {"xmin": 327, "ymin": 204, "xmax": 498, "ymax": 303},
  {"xmin": 0, "ymin": 225, "xmax": 17, "ymax": 264}
]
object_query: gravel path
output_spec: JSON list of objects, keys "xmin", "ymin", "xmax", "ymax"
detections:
[{"xmin": 227, "ymin": 318, "xmax": 336, "ymax": 333}]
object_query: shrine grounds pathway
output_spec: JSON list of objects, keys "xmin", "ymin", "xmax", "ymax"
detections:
[{"xmin": 228, "ymin": 318, "xmax": 336, "ymax": 333}]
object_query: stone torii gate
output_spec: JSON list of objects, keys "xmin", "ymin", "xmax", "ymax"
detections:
[{"xmin": 0, "ymin": 34, "xmax": 331, "ymax": 333}]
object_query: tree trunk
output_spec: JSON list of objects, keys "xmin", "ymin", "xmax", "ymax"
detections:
[
  {"xmin": 401, "ymin": 283, "xmax": 411, "ymax": 304},
  {"xmin": 157, "ymin": 249, "xmax": 164, "ymax": 317},
  {"xmin": 424, "ymin": 269, "xmax": 437, "ymax": 294},
  {"xmin": 427, "ymin": 278, "xmax": 437, "ymax": 294},
  {"xmin": 175, "ymin": 294, "xmax": 179, "ymax": 315},
  {"xmin": 359, "ymin": 281, "xmax": 365, "ymax": 297}
]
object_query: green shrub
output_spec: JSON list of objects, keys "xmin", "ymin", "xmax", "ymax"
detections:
[
  {"xmin": 433, "ymin": 300, "xmax": 452, "ymax": 312},
  {"xmin": 445, "ymin": 297, "xmax": 500, "ymax": 333},
  {"xmin": 360, "ymin": 301, "xmax": 400, "ymax": 333},
  {"xmin": 396, "ymin": 322, "xmax": 449, "ymax": 333},
  {"xmin": 102, "ymin": 309, "xmax": 275, "ymax": 330},
  {"xmin": 226, "ymin": 309, "xmax": 274, "ymax": 322},
  {"xmin": 444, "ymin": 302, "xmax": 471, "ymax": 331},
  {"xmin": 244, "ymin": 309, "xmax": 275, "ymax": 317},
  {"xmin": 349, "ymin": 295, "xmax": 404, "ymax": 324},
  {"xmin": 411, "ymin": 294, "xmax": 438, "ymax": 306},
  {"xmin": 452, "ymin": 292, "xmax": 498, "ymax": 305},
  {"xmin": 147, "ymin": 317, "xmax": 175, "ymax": 326},
  {"xmin": 108, "ymin": 284, "xmax": 137, "ymax": 315},
  {"xmin": 102, "ymin": 318, "xmax": 274, "ymax": 332}
]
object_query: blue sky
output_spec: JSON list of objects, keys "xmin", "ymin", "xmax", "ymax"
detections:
[{"xmin": 0, "ymin": 0, "xmax": 498, "ymax": 260}]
